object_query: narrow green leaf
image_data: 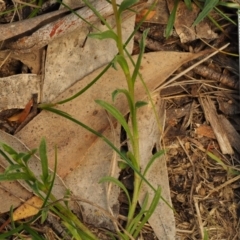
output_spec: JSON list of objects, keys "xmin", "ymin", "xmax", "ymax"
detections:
[
  {"xmin": 112, "ymin": 88, "xmax": 134, "ymax": 113},
  {"xmin": 114, "ymin": 55, "xmax": 130, "ymax": 75},
  {"xmin": 133, "ymin": 187, "xmax": 161, "ymax": 238},
  {"xmin": 1, "ymin": 143, "xmax": 18, "ymax": 156},
  {"xmin": 0, "ymin": 148, "xmax": 14, "ymax": 165},
  {"xmin": 100, "ymin": 176, "xmax": 131, "ymax": 205},
  {"xmin": 193, "ymin": 0, "xmax": 219, "ymax": 26},
  {"xmin": 184, "ymin": 0, "xmax": 192, "ymax": 10},
  {"xmin": 203, "ymin": 228, "xmax": 209, "ymax": 240},
  {"xmin": 165, "ymin": 0, "xmax": 179, "ymax": 38},
  {"xmin": 4, "ymin": 164, "xmax": 22, "ymax": 173},
  {"xmin": 22, "ymin": 150, "xmax": 37, "ymax": 163},
  {"xmin": 39, "ymin": 138, "xmax": 49, "ymax": 183},
  {"xmin": 62, "ymin": 221, "xmax": 82, "ymax": 240},
  {"xmin": 23, "ymin": 225, "xmax": 45, "ymax": 240},
  {"xmin": 95, "ymin": 100, "xmax": 133, "ymax": 141},
  {"xmin": 41, "ymin": 209, "xmax": 48, "ymax": 224},
  {"xmin": 118, "ymin": 0, "xmax": 138, "ymax": 15},
  {"xmin": 135, "ymin": 101, "xmax": 148, "ymax": 108},
  {"xmin": 88, "ymin": 30, "xmax": 118, "ymax": 42},
  {"xmin": 0, "ymin": 172, "xmax": 33, "ymax": 181},
  {"xmin": 131, "ymin": 29, "xmax": 149, "ymax": 84},
  {"xmin": 206, "ymin": 151, "xmax": 228, "ymax": 171},
  {"xmin": 218, "ymin": 2, "xmax": 240, "ymax": 9},
  {"xmin": 0, "ymin": 225, "xmax": 23, "ymax": 238},
  {"xmin": 142, "ymin": 150, "xmax": 165, "ymax": 178},
  {"xmin": 128, "ymin": 193, "xmax": 149, "ymax": 234}
]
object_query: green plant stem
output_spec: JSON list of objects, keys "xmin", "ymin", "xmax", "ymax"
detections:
[
  {"xmin": 47, "ymin": 194, "xmax": 98, "ymax": 240},
  {"xmin": 111, "ymin": 0, "xmax": 142, "ymax": 231}
]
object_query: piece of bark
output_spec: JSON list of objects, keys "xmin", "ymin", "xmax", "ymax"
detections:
[
  {"xmin": 219, "ymin": 115, "xmax": 240, "ymax": 153},
  {"xmin": 200, "ymin": 97, "xmax": 233, "ymax": 154}
]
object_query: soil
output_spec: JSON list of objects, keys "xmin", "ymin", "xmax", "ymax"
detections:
[{"xmin": 0, "ymin": 1, "xmax": 240, "ymax": 239}]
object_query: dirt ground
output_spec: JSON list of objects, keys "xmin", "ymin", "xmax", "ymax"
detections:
[{"xmin": 0, "ymin": 1, "xmax": 240, "ymax": 239}]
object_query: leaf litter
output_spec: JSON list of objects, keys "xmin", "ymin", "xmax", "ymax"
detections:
[{"xmin": 0, "ymin": 0, "xmax": 240, "ymax": 239}]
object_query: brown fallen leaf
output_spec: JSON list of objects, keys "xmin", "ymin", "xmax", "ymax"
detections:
[
  {"xmin": 8, "ymin": 99, "xmax": 33, "ymax": 123},
  {"xmin": 195, "ymin": 124, "xmax": 216, "ymax": 139},
  {"xmin": 135, "ymin": 9, "xmax": 156, "ymax": 22}
]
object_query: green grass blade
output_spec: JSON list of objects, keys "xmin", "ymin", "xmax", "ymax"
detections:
[
  {"xmin": 142, "ymin": 150, "xmax": 165, "ymax": 178},
  {"xmin": 23, "ymin": 225, "xmax": 45, "ymax": 240},
  {"xmin": 114, "ymin": 55, "xmax": 130, "ymax": 76},
  {"xmin": 193, "ymin": 0, "xmax": 219, "ymax": 26},
  {"xmin": 39, "ymin": 138, "xmax": 49, "ymax": 183},
  {"xmin": 133, "ymin": 186, "xmax": 161, "ymax": 238},
  {"xmin": 0, "ymin": 225, "xmax": 23, "ymax": 238},
  {"xmin": 0, "ymin": 147, "xmax": 14, "ymax": 165},
  {"xmin": 118, "ymin": 0, "xmax": 139, "ymax": 16},
  {"xmin": 165, "ymin": 0, "xmax": 179, "ymax": 38},
  {"xmin": 112, "ymin": 88, "xmax": 134, "ymax": 113},
  {"xmin": 214, "ymin": 6, "xmax": 237, "ymax": 26},
  {"xmin": 41, "ymin": 62, "xmax": 112, "ymax": 105},
  {"xmin": 131, "ymin": 29, "xmax": 148, "ymax": 84},
  {"xmin": 206, "ymin": 151, "xmax": 228, "ymax": 171},
  {"xmin": 127, "ymin": 192, "xmax": 149, "ymax": 234},
  {"xmin": 184, "ymin": 0, "xmax": 192, "ymax": 10},
  {"xmin": 0, "ymin": 172, "xmax": 33, "ymax": 181},
  {"xmin": 100, "ymin": 176, "xmax": 131, "ymax": 205},
  {"xmin": 89, "ymin": 30, "xmax": 118, "ymax": 42},
  {"xmin": 62, "ymin": 221, "xmax": 82, "ymax": 240},
  {"xmin": 95, "ymin": 99, "xmax": 133, "ymax": 142}
]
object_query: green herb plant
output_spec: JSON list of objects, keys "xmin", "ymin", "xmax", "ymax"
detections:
[{"xmin": 0, "ymin": 0, "xmax": 166, "ymax": 239}]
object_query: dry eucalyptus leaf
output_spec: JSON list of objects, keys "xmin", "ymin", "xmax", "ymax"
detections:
[
  {"xmin": 134, "ymin": 95, "xmax": 175, "ymax": 239},
  {"xmin": 43, "ymin": 14, "xmax": 135, "ymax": 102},
  {"xmin": 0, "ymin": 74, "xmax": 41, "ymax": 111}
]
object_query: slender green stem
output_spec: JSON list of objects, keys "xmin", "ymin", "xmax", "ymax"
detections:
[{"xmin": 110, "ymin": 0, "xmax": 142, "ymax": 232}]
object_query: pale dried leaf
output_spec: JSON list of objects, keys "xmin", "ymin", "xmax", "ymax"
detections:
[
  {"xmin": 43, "ymin": 14, "xmax": 135, "ymax": 102},
  {"xmin": 136, "ymin": 95, "xmax": 175, "ymax": 239},
  {"xmin": 0, "ymin": 74, "xmax": 41, "ymax": 111}
]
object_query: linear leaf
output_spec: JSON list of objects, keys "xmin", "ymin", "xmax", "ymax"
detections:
[
  {"xmin": 118, "ymin": 0, "xmax": 138, "ymax": 15},
  {"xmin": 95, "ymin": 100, "xmax": 133, "ymax": 141},
  {"xmin": 193, "ymin": 0, "xmax": 219, "ymax": 26},
  {"xmin": 88, "ymin": 30, "xmax": 118, "ymax": 42},
  {"xmin": 165, "ymin": 0, "xmax": 179, "ymax": 38},
  {"xmin": 39, "ymin": 138, "xmax": 49, "ymax": 183},
  {"xmin": 100, "ymin": 176, "xmax": 131, "ymax": 205},
  {"xmin": 0, "ymin": 172, "xmax": 33, "ymax": 181}
]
